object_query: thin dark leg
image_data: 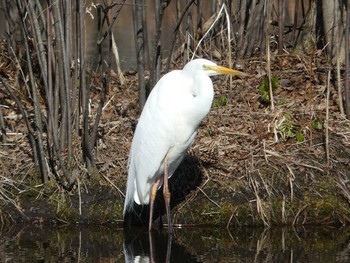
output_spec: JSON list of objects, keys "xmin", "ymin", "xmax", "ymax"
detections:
[
  {"xmin": 165, "ymin": 231, "xmax": 173, "ymax": 263},
  {"xmin": 163, "ymin": 156, "xmax": 172, "ymax": 233},
  {"xmin": 149, "ymin": 179, "xmax": 160, "ymax": 232},
  {"xmin": 149, "ymin": 231, "xmax": 155, "ymax": 263}
]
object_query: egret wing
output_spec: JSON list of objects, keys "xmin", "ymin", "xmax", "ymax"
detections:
[{"xmin": 127, "ymin": 71, "xmax": 186, "ymax": 207}]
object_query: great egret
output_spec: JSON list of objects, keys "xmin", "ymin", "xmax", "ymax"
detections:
[{"xmin": 123, "ymin": 58, "xmax": 245, "ymax": 232}]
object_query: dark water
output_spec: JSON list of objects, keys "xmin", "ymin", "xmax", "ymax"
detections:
[{"xmin": 1, "ymin": 225, "xmax": 350, "ymax": 262}]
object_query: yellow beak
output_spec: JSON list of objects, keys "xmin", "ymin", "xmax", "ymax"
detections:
[{"xmin": 206, "ymin": 65, "xmax": 248, "ymax": 76}]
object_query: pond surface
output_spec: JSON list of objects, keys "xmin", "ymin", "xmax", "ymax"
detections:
[{"xmin": 1, "ymin": 225, "xmax": 350, "ymax": 262}]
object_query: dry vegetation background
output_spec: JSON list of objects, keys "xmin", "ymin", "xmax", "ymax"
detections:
[{"xmin": 0, "ymin": 0, "xmax": 350, "ymax": 226}]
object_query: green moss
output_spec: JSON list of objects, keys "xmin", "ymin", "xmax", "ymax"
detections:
[
  {"xmin": 231, "ymin": 204, "xmax": 257, "ymax": 226},
  {"xmin": 212, "ymin": 95, "xmax": 229, "ymax": 108},
  {"xmin": 57, "ymin": 205, "xmax": 79, "ymax": 222}
]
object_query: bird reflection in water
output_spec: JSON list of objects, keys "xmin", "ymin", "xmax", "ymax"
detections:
[{"xmin": 123, "ymin": 228, "xmax": 171, "ymax": 263}]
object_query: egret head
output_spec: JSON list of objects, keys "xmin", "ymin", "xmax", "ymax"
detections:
[{"xmin": 183, "ymin": 59, "xmax": 246, "ymax": 77}]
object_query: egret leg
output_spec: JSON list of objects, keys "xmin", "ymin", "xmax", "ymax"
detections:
[
  {"xmin": 163, "ymin": 156, "xmax": 172, "ymax": 233},
  {"xmin": 165, "ymin": 231, "xmax": 173, "ymax": 263},
  {"xmin": 148, "ymin": 232, "xmax": 155, "ymax": 263},
  {"xmin": 149, "ymin": 179, "xmax": 160, "ymax": 232}
]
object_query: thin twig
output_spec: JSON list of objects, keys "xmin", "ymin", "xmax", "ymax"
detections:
[
  {"xmin": 325, "ymin": 68, "xmax": 331, "ymax": 170},
  {"xmin": 336, "ymin": 177, "xmax": 350, "ymax": 205},
  {"xmin": 286, "ymin": 164, "xmax": 295, "ymax": 202},
  {"xmin": 111, "ymin": 33, "xmax": 125, "ymax": 85},
  {"xmin": 77, "ymin": 176, "xmax": 82, "ymax": 215},
  {"xmin": 292, "ymin": 204, "xmax": 308, "ymax": 226},
  {"xmin": 196, "ymin": 187, "xmax": 221, "ymax": 208},
  {"xmin": 281, "ymin": 194, "xmax": 286, "ymax": 224},
  {"xmin": 226, "ymin": 207, "xmax": 238, "ymax": 229},
  {"xmin": 249, "ymin": 176, "xmax": 270, "ymax": 227},
  {"xmin": 266, "ymin": 35, "xmax": 275, "ymax": 110},
  {"xmin": 96, "ymin": 0, "xmax": 127, "ymax": 45},
  {"xmin": 192, "ymin": 3, "xmax": 229, "ymax": 61},
  {"xmin": 132, "ymin": 0, "xmax": 146, "ymax": 108},
  {"xmin": 337, "ymin": 57, "xmax": 344, "ymax": 115},
  {"xmin": 345, "ymin": 0, "xmax": 350, "ymax": 118},
  {"xmin": 264, "ymin": 149, "xmax": 324, "ymax": 172},
  {"xmin": 102, "ymin": 174, "xmax": 125, "ymax": 198},
  {"xmin": 0, "ymin": 106, "xmax": 7, "ymax": 146}
]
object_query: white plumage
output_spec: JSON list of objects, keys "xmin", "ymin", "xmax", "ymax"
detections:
[{"xmin": 123, "ymin": 59, "xmax": 245, "ymax": 231}]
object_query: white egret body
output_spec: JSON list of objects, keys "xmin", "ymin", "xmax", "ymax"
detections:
[{"xmin": 123, "ymin": 59, "xmax": 244, "ymax": 231}]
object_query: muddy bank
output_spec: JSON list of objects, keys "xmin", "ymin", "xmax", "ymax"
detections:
[{"xmin": 3, "ymin": 142, "xmax": 350, "ymax": 228}]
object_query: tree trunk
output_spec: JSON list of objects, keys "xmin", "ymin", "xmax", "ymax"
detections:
[{"xmin": 322, "ymin": 0, "xmax": 346, "ymax": 63}]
